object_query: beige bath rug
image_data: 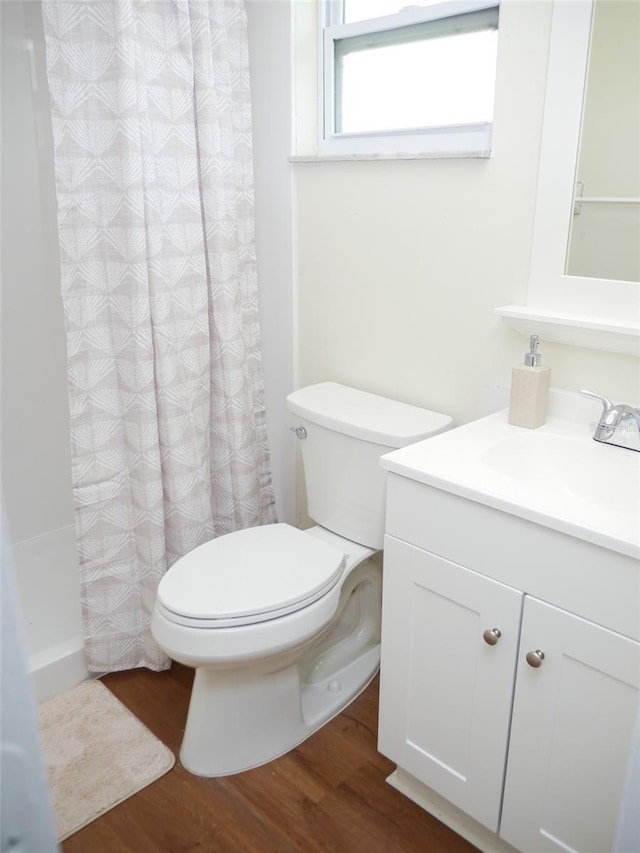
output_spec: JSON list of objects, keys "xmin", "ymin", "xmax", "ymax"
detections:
[{"xmin": 39, "ymin": 678, "xmax": 175, "ymax": 841}]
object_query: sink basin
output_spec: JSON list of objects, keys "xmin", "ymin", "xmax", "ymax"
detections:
[
  {"xmin": 381, "ymin": 391, "xmax": 640, "ymax": 558},
  {"xmin": 480, "ymin": 432, "xmax": 636, "ymax": 516}
]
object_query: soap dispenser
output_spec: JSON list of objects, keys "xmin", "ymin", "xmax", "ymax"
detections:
[{"xmin": 508, "ymin": 334, "xmax": 551, "ymax": 428}]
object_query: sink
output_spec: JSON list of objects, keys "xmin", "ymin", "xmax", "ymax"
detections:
[
  {"xmin": 480, "ymin": 432, "xmax": 636, "ymax": 516},
  {"xmin": 381, "ymin": 390, "xmax": 640, "ymax": 558}
]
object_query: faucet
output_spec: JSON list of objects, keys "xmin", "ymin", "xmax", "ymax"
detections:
[{"xmin": 580, "ymin": 390, "xmax": 640, "ymax": 452}]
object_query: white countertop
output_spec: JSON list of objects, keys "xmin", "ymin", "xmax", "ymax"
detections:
[{"xmin": 382, "ymin": 392, "xmax": 640, "ymax": 560}]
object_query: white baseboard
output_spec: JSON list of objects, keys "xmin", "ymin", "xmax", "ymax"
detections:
[{"xmin": 386, "ymin": 768, "xmax": 518, "ymax": 853}]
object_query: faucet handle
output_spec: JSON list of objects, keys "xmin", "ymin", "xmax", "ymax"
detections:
[
  {"xmin": 581, "ymin": 390, "xmax": 640, "ymax": 450},
  {"xmin": 580, "ymin": 389, "xmax": 613, "ymax": 413}
]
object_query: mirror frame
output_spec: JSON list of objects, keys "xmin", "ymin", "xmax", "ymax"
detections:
[{"xmin": 497, "ymin": 0, "xmax": 640, "ymax": 356}]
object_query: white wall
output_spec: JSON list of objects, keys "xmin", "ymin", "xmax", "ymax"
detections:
[
  {"xmin": 246, "ymin": 0, "xmax": 296, "ymax": 525},
  {"xmin": 1, "ymin": 2, "xmax": 72, "ymax": 545},
  {"xmin": 1, "ymin": 0, "xmax": 87, "ymax": 700},
  {"xmin": 294, "ymin": 0, "xmax": 640, "ymax": 428}
]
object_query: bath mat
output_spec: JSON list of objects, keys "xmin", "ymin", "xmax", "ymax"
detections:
[{"xmin": 38, "ymin": 678, "xmax": 175, "ymax": 841}]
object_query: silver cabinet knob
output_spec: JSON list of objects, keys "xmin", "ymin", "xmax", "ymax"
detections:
[
  {"xmin": 483, "ymin": 628, "xmax": 501, "ymax": 646},
  {"xmin": 526, "ymin": 649, "xmax": 545, "ymax": 668},
  {"xmin": 289, "ymin": 426, "xmax": 307, "ymax": 439}
]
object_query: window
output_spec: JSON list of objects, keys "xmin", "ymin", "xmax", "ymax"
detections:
[{"xmin": 320, "ymin": 0, "xmax": 500, "ymax": 157}]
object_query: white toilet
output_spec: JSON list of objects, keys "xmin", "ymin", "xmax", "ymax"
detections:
[{"xmin": 151, "ymin": 382, "xmax": 452, "ymax": 776}]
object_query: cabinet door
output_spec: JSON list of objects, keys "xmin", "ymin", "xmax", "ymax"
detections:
[
  {"xmin": 501, "ymin": 596, "xmax": 640, "ymax": 853},
  {"xmin": 378, "ymin": 535, "xmax": 523, "ymax": 832}
]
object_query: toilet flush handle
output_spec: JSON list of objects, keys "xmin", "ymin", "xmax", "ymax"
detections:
[{"xmin": 289, "ymin": 426, "xmax": 307, "ymax": 439}]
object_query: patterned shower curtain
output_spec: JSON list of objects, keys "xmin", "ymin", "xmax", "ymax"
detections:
[{"xmin": 42, "ymin": 0, "xmax": 276, "ymax": 672}]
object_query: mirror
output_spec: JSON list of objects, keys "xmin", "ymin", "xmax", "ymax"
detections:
[
  {"xmin": 501, "ymin": 0, "xmax": 640, "ymax": 355},
  {"xmin": 566, "ymin": 0, "xmax": 640, "ymax": 283}
]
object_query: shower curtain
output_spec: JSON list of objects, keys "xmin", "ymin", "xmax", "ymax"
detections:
[{"xmin": 42, "ymin": 0, "xmax": 276, "ymax": 672}]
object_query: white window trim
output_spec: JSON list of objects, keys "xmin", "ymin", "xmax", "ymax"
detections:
[{"xmin": 318, "ymin": 0, "xmax": 499, "ymax": 159}]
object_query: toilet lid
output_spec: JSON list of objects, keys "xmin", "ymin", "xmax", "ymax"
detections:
[{"xmin": 157, "ymin": 523, "xmax": 345, "ymax": 626}]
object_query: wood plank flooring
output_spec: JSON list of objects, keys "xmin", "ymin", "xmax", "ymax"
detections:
[{"xmin": 62, "ymin": 664, "xmax": 478, "ymax": 852}]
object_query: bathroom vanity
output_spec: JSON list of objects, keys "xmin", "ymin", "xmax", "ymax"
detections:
[{"xmin": 377, "ymin": 395, "xmax": 640, "ymax": 853}]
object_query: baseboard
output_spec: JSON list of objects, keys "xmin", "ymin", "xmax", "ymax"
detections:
[
  {"xmin": 30, "ymin": 637, "xmax": 90, "ymax": 704},
  {"xmin": 386, "ymin": 768, "xmax": 518, "ymax": 853}
]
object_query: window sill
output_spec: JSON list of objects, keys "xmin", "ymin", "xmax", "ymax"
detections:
[
  {"xmin": 495, "ymin": 305, "xmax": 640, "ymax": 357},
  {"xmin": 289, "ymin": 150, "xmax": 491, "ymax": 164}
]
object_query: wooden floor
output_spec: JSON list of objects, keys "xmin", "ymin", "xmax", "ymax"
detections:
[{"xmin": 63, "ymin": 664, "xmax": 478, "ymax": 853}]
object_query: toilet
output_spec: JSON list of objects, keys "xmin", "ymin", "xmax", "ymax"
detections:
[{"xmin": 151, "ymin": 382, "xmax": 452, "ymax": 776}]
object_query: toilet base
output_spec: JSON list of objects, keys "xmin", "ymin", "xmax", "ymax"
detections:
[
  {"xmin": 163, "ymin": 543, "xmax": 383, "ymax": 777},
  {"xmin": 179, "ymin": 643, "xmax": 380, "ymax": 777}
]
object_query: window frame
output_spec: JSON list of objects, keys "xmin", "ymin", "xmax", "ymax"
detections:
[{"xmin": 319, "ymin": 0, "xmax": 500, "ymax": 158}]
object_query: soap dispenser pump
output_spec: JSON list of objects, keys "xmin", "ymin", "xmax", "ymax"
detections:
[{"xmin": 508, "ymin": 334, "xmax": 551, "ymax": 428}]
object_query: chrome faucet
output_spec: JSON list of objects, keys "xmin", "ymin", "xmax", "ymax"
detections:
[{"xmin": 580, "ymin": 390, "xmax": 640, "ymax": 452}]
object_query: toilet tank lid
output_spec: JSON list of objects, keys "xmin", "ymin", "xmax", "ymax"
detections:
[{"xmin": 287, "ymin": 382, "xmax": 452, "ymax": 448}]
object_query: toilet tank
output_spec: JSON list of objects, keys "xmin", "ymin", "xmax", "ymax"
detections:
[{"xmin": 287, "ymin": 383, "xmax": 452, "ymax": 550}]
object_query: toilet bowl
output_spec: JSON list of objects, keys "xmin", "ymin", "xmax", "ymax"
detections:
[
  {"xmin": 152, "ymin": 524, "xmax": 381, "ymax": 776},
  {"xmin": 151, "ymin": 383, "xmax": 452, "ymax": 777}
]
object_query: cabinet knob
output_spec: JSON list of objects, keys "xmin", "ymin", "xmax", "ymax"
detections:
[
  {"xmin": 483, "ymin": 628, "xmax": 501, "ymax": 646},
  {"xmin": 526, "ymin": 649, "xmax": 545, "ymax": 668}
]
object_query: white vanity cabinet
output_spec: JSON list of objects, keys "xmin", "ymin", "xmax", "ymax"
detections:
[
  {"xmin": 501, "ymin": 595, "xmax": 639, "ymax": 853},
  {"xmin": 378, "ymin": 473, "xmax": 640, "ymax": 853},
  {"xmin": 378, "ymin": 536, "xmax": 523, "ymax": 833}
]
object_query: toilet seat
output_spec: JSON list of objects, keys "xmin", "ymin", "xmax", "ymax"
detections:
[{"xmin": 157, "ymin": 523, "xmax": 345, "ymax": 629}]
